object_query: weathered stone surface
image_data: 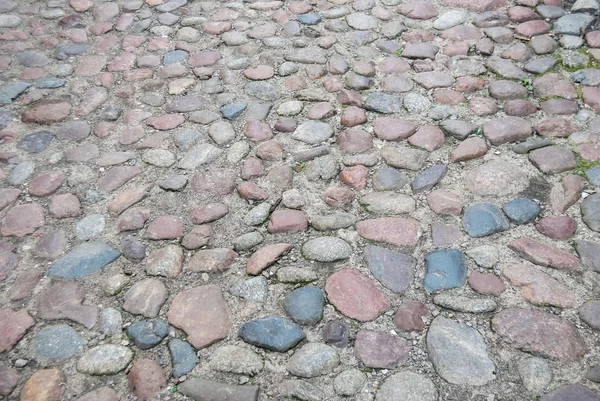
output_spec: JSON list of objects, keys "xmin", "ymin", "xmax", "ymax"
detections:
[
  {"xmin": 123, "ymin": 279, "xmax": 168, "ymax": 318},
  {"xmin": 355, "ymin": 330, "xmax": 410, "ymax": 369},
  {"xmin": 47, "ymin": 241, "xmax": 120, "ymax": 278},
  {"xmin": 77, "ymin": 345, "xmax": 134, "ymax": 375},
  {"xmin": 364, "ymin": 245, "xmax": 415, "ymax": 293},
  {"xmin": 0, "ymin": 308, "xmax": 33, "ymax": 353},
  {"xmin": 540, "ymin": 385, "xmax": 600, "ymax": 401},
  {"xmin": 423, "ymin": 249, "xmax": 467, "ymax": 292},
  {"xmin": 128, "ymin": 359, "xmax": 166, "ymax": 401},
  {"xmin": 376, "ymin": 371, "xmax": 438, "ymax": 401},
  {"xmin": 356, "ymin": 218, "xmax": 421, "ymax": 247},
  {"xmin": 20, "ymin": 369, "xmax": 64, "ymax": 401},
  {"xmin": 287, "ymin": 343, "xmax": 339, "ymax": 378},
  {"xmin": 492, "ymin": 308, "xmax": 587, "ymax": 362},
  {"xmin": 508, "ymin": 238, "xmax": 579, "ymax": 270},
  {"xmin": 239, "ymin": 316, "xmax": 305, "ymax": 352},
  {"xmin": 179, "ymin": 378, "xmax": 259, "ymax": 401},
  {"xmin": 465, "ymin": 160, "xmax": 531, "ymax": 196}
]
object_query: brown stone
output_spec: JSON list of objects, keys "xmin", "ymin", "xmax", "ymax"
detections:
[
  {"xmin": 373, "ymin": 118, "xmax": 417, "ymax": 140},
  {"xmin": 20, "ymin": 369, "xmax": 64, "ymax": 401},
  {"xmin": 10, "ymin": 270, "xmax": 43, "ymax": 301},
  {"xmin": 167, "ymin": 285, "xmax": 233, "ymax": 349},
  {"xmin": 529, "ymin": 146, "xmax": 577, "ymax": 174},
  {"xmin": 182, "ymin": 225, "xmax": 213, "ymax": 250},
  {"xmin": 98, "ymin": 166, "xmax": 142, "ymax": 192},
  {"xmin": 245, "ymin": 120, "xmax": 273, "ymax": 142},
  {"xmin": 356, "ymin": 218, "xmax": 421, "ymax": 247},
  {"xmin": 337, "ymin": 128, "xmax": 373, "ymax": 154},
  {"xmin": 123, "ymin": 279, "xmax": 168, "ymax": 318},
  {"xmin": 322, "ymin": 187, "xmax": 355, "ymax": 208},
  {"xmin": 340, "ymin": 165, "xmax": 368, "ymax": 189},
  {"xmin": 483, "ymin": 117, "xmax": 532, "ymax": 145},
  {"xmin": 187, "ymin": 249, "xmax": 238, "ymax": 272},
  {"xmin": 550, "ymin": 174, "xmax": 585, "ymax": 213},
  {"xmin": 237, "ymin": 182, "xmax": 269, "ymax": 201},
  {"xmin": 0, "ymin": 308, "xmax": 34, "ymax": 353},
  {"xmin": 128, "ymin": 359, "xmax": 167, "ymax": 401},
  {"xmin": 49, "ymin": 194, "xmax": 81, "ymax": 218},
  {"xmin": 22, "ymin": 99, "xmax": 71, "ymax": 124},
  {"xmin": 354, "ymin": 330, "xmax": 410, "ymax": 369},
  {"xmin": 0, "ymin": 367, "xmax": 20, "ymax": 397},
  {"xmin": 325, "ymin": 269, "xmax": 390, "ymax": 322},
  {"xmin": 340, "ymin": 106, "xmax": 367, "ymax": 127},
  {"xmin": 393, "ymin": 301, "xmax": 431, "ymax": 332},
  {"xmin": 189, "ymin": 203, "xmax": 229, "ymax": 224},
  {"xmin": 427, "ymin": 190, "xmax": 462, "ymax": 215},
  {"xmin": 449, "ymin": 137, "xmax": 487, "ymax": 162},
  {"xmin": 536, "ymin": 216, "xmax": 577, "ymax": 240},
  {"xmin": 267, "ymin": 209, "xmax": 308, "ymax": 233},
  {"xmin": 468, "ymin": 272, "xmax": 505, "ymax": 295},
  {"xmin": 247, "ymin": 243, "xmax": 293, "ymax": 275},
  {"xmin": 1, "ymin": 203, "xmax": 44, "ymax": 237},
  {"xmin": 146, "ymin": 215, "xmax": 183, "ymax": 240},
  {"xmin": 508, "ymin": 238, "xmax": 579, "ymax": 271},
  {"xmin": 408, "ymin": 125, "xmax": 445, "ymax": 152}
]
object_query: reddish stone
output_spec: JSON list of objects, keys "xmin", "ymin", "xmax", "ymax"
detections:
[
  {"xmin": 515, "ymin": 20, "xmax": 550, "ymax": 38},
  {"xmin": 340, "ymin": 165, "xmax": 368, "ymax": 189},
  {"xmin": 468, "ymin": 272, "xmax": 505, "ymax": 295},
  {"xmin": 189, "ymin": 51, "xmax": 221, "ymax": 67},
  {"xmin": 244, "ymin": 65, "xmax": 275, "ymax": 80},
  {"xmin": 245, "ymin": 120, "xmax": 273, "ymax": 141},
  {"xmin": 75, "ymin": 387, "xmax": 118, "ymax": 401},
  {"xmin": 256, "ymin": 141, "xmax": 283, "ymax": 160},
  {"xmin": 508, "ymin": 6, "xmax": 540, "ymax": 22},
  {"xmin": 38, "ymin": 282, "xmax": 97, "ymax": 328},
  {"xmin": 147, "ymin": 114, "xmax": 185, "ymax": 130},
  {"xmin": 325, "ymin": 269, "xmax": 390, "ymax": 322},
  {"xmin": 267, "ymin": 209, "xmax": 308, "ymax": 233},
  {"xmin": 397, "ymin": 0, "xmax": 439, "ymax": 19},
  {"xmin": 22, "ymin": 99, "xmax": 71, "ymax": 124},
  {"xmin": 108, "ymin": 185, "xmax": 151, "ymax": 217},
  {"xmin": 189, "ymin": 203, "xmax": 229, "ymax": 224},
  {"xmin": 0, "ymin": 367, "xmax": 20, "ymax": 397},
  {"xmin": 469, "ymin": 96, "xmax": 498, "ymax": 116},
  {"xmin": 373, "ymin": 118, "xmax": 417, "ymax": 140},
  {"xmin": 508, "ymin": 238, "xmax": 579, "ymax": 270},
  {"xmin": 408, "ymin": 125, "xmax": 445, "ymax": 152},
  {"xmin": 586, "ymin": 31, "xmax": 600, "ymax": 48},
  {"xmin": 117, "ymin": 208, "xmax": 151, "ymax": 232},
  {"xmin": 534, "ymin": 73, "xmax": 578, "ymax": 99},
  {"xmin": 536, "ymin": 216, "xmax": 577, "ymax": 240},
  {"xmin": 443, "ymin": 0, "xmax": 506, "ymax": 12},
  {"xmin": 529, "ymin": 146, "xmax": 577, "ymax": 174},
  {"xmin": 76, "ymin": 55, "xmax": 107, "ymax": 76},
  {"xmin": 550, "ymin": 174, "xmax": 585, "ymax": 213},
  {"xmin": 379, "ymin": 57, "xmax": 410, "ymax": 74},
  {"xmin": 36, "ymin": 230, "xmax": 66, "ymax": 260},
  {"xmin": 1, "ymin": 203, "xmax": 44, "ymax": 237},
  {"xmin": 0, "ymin": 308, "xmax": 33, "ymax": 352},
  {"xmin": 393, "ymin": 301, "xmax": 431, "ymax": 332},
  {"xmin": 28, "ymin": 171, "xmax": 65, "ymax": 197},
  {"xmin": 182, "ymin": 225, "xmax": 213, "ymax": 250},
  {"xmin": 340, "ymin": 106, "xmax": 366, "ymax": 127},
  {"xmin": 203, "ymin": 21, "xmax": 231, "ymax": 35},
  {"xmin": 20, "ymin": 369, "xmax": 64, "ymax": 401},
  {"xmin": 433, "ymin": 89, "xmax": 466, "ymax": 104},
  {"xmin": 444, "ymin": 42, "xmax": 470, "ymax": 56},
  {"xmin": 70, "ymin": 0, "xmax": 93, "ymax": 12},
  {"xmin": 191, "ymin": 171, "xmax": 236, "ymax": 196},
  {"xmin": 0, "ymin": 251, "xmax": 18, "ymax": 281},
  {"xmin": 99, "ymin": 166, "xmax": 142, "ymax": 192},
  {"xmin": 356, "ymin": 218, "xmax": 421, "ymax": 247},
  {"xmin": 492, "ymin": 308, "xmax": 586, "ymax": 362},
  {"xmin": 241, "ymin": 158, "xmax": 264, "ymax": 180},
  {"xmin": 426, "ymin": 190, "xmax": 462, "ymax": 215},
  {"xmin": 95, "ymin": 122, "xmax": 116, "ymax": 138},
  {"xmin": 504, "ymin": 99, "xmax": 538, "ymax": 116},
  {"xmin": 167, "ymin": 285, "xmax": 233, "ymax": 349},
  {"xmin": 187, "ymin": 249, "xmax": 238, "ymax": 272},
  {"xmin": 338, "ymin": 89, "xmax": 363, "ymax": 107},
  {"xmin": 503, "ymin": 263, "xmax": 577, "ymax": 308},
  {"xmin": 322, "ymin": 187, "xmax": 355, "ymax": 208},
  {"xmin": 576, "ymin": 143, "xmax": 600, "ymax": 162},
  {"xmin": 237, "ymin": 182, "xmax": 269, "ymax": 201},
  {"xmin": 128, "ymin": 359, "xmax": 166, "ymax": 401},
  {"xmin": 449, "ymin": 137, "xmax": 487, "ymax": 162},
  {"xmin": 146, "ymin": 215, "xmax": 183, "ymax": 240},
  {"xmin": 455, "ymin": 76, "xmax": 485, "ymax": 92},
  {"xmin": 431, "ymin": 223, "xmax": 462, "ymax": 247},
  {"xmin": 483, "ymin": 117, "xmax": 532, "ymax": 145},
  {"xmin": 354, "ymin": 330, "xmax": 410, "ymax": 369},
  {"xmin": 247, "ymin": 243, "xmax": 293, "ymax": 275},
  {"xmin": 307, "ymin": 102, "xmax": 336, "ymax": 119},
  {"xmin": 535, "ymin": 118, "xmax": 578, "ymax": 137},
  {"xmin": 540, "ymin": 99, "xmax": 578, "ymax": 115}
]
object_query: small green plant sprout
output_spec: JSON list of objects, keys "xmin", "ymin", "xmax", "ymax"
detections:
[
  {"xmin": 396, "ymin": 47, "xmax": 403, "ymax": 56},
  {"xmin": 521, "ymin": 77, "xmax": 533, "ymax": 91}
]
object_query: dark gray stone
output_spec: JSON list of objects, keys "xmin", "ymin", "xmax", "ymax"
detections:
[
  {"xmin": 574, "ymin": 239, "xmax": 600, "ymax": 272},
  {"xmin": 364, "ymin": 245, "xmax": 415, "ymax": 294},
  {"xmin": 582, "ymin": 193, "xmax": 600, "ymax": 232},
  {"xmin": 553, "ymin": 14, "xmax": 595, "ymax": 35},
  {"xmin": 169, "ymin": 339, "xmax": 198, "ymax": 377},
  {"xmin": 239, "ymin": 316, "xmax": 305, "ymax": 352},
  {"xmin": 372, "ymin": 167, "xmax": 409, "ymax": 191},
  {"xmin": 121, "ymin": 237, "xmax": 146, "ymax": 262},
  {"xmin": 412, "ymin": 164, "xmax": 448, "ymax": 194},
  {"xmin": 283, "ymin": 286, "xmax": 324, "ymax": 325},
  {"xmin": 47, "ymin": 241, "xmax": 120, "ymax": 278},
  {"xmin": 17, "ymin": 130, "xmax": 54, "ymax": 153},
  {"xmin": 587, "ymin": 166, "xmax": 600, "ymax": 188},
  {"xmin": 503, "ymin": 198, "xmax": 541, "ymax": 224},
  {"xmin": 126, "ymin": 319, "xmax": 169, "ymax": 350},
  {"xmin": 423, "ymin": 249, "xmax": 467, "ymax": 292},
  {"xmin": 463, "ymin": 203, "xmax": 510, "ymax": 238},
  {"xmin": 323, "ymin": 320, "xmax": 349, "ymax": 348},
  {"xmin": 512, "ymin": 138, "xmax": 553, "ymax": 154},
  {"xmin": 364, "ymin": 93, "xmax": 403, "ymax": 114}
]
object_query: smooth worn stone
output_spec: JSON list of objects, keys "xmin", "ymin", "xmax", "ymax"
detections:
[
  {"xmin": 33, "ymin": 324, "xmax": 85, "ymax": 362},
  {"xmin": 465, "ymin": 160, "xmax": 531, "ymax": 196},
  {"xmin": 293, "ymin": 120, "xmax": 333, "ymax": 144},
  {"xmin": 20, "ymin": 369, "xmax": 64, "ymax": 401},
  {"xmin": 146, "ymin": 215, "xmax": 183, "ymax": 240},
  {"xmin": 376, "ymin": 371, "xmax": 438, "ymax": 401},
  {"xmin": 574, "ymin": 240, "xmax": 600, "ymax": 272},
  {"xmin": 463, "ymin": 203, "xmax": 510, "ymax": 238},
  {"xmin": 536, "ymin": 216, "xmax": 577, "ymax": 240},
  {"xmin": 580, "ymin": 300, "xmax": 600, "ymax": 330},
  {"xmin": 427, "ymin": 190, "xmax": 462, "ymax": 215},
  {"xmin": 513, "ymin": 139, "xmax": 553, "ymax": 154},
  {"xmin": 337, "ymin": 128, "xmax": 373, "ymax": 153},
  {"xmin": 0, "ymin": 308, "xmax": 34, "ymax": 353},
  {"xmin": 355, "ymin": 330, "xmax": 410, "ymax": 369},
  {"xmin": 468, "ymin": 271, "xmax": 505, "ymax": 295},
  {"xmin": 75, "ymin": 214, "xmax": 105, "ymax": 240},
  {"xmin": 123, "ymin": 279, "xmax": 168, "ymax": 318},
  {"xmin": 322, "ymin": 186, "xmax": 354, "ymax": 207},
  {"xmin": 412, "ymin": 164, "xmax": 448, "ymax": 194},
  {"xmin": 325, "ymin": 269, "xmax": 389, "ymax": 322},
  {"xmin": 287, "ymin": 343, "xmax": 339, "ymax": 378},
  {"xmin": 450, "ymin": 137, "xmax": 487, "ymax": 162},
  {"xmin": 47, "ymin": 241, "xmax": 119, "ymax": 278},
  {"xmin": 524, "ymin": 57, "xmax": 557, "ymax": 74},
  {"xmin": 518, "ymin": 357, "xmax": 552, "ymax": 394},
  {"xmin": 393, "ymin": 301, "xmax": 431, "ymax": 332},
  {"xmin": 284, "ymin": 286, "xmax": 324, "ymax": 325},
  {"xmin": 323, "ymin": 320, "xmax": 349, "ymax": 348},
  {"xmin": 1, "ymin": 203, "xmax": 44, "ymax": 237},
  {"xmin": 22, "ymin": 99, "xmax": 71, "ymax": 124},
  {"xmin": 408, "ymin": 125, "xmax": 445, "ymax": 151},
  {"xmin": 334, "ymin": 369, "xmax": 366, "ymax": 397},
  {"xmin": 77, "ymin": 345, "xmax": 134, "ymax": 375},
  {"xmin": 37, "ymin": 282, "xmax": 97, "ymax": 328},
  {"xmin": 311, "ymin": 213, "xmax": 357, "ymax": 231},
  {"xmin": 508, "ymin": 238, "xmax": 579, "ymax": 270},
  {"xmin": 356, "ymin": 218, "xmax": 421, "ymax": 247},
  {"xmin": 582, "ymin": 194, "xmax": 600, "ymax": 232},
  {"xmin": 483, "ymin": 117, "xmax": 532, "ymax": 145},
  {"xmin": 121, "ymin": 237, "xmax": 146, "ymax": 263},
  {"xmin": 128, "ymin": 359, "xmax": 167, "ymax": 401},
  {"xmin": 489, "ymin": 80, "xmax": 528, "ymax": 100},
  {"xmin": 372, "ymin": 167, "xmax": 409, "ymax": 191},
  {"xmin": 126, "ymin": 319, "xmax": 169, "ymax": 350},
  {"xmin": 413, "ymin": 71, "xmax": 454, "ymax": 89},
  {"xmin": 17, "ymin": 130, "xmax": 54, "ymax": 153},
  {"xmin": 502, "ymin": 198, "xmax": 541, "ymax": 224},
  {"xmin": 189, "ymin": 203, "xmax": 228, "ymax": 224},
  {"xmin": 382, "ymin": 146, "xmax": 428, "ymax": 171},
  {"xmin": 277, "ymin": 267, "xmax": 318, "ymax": 284},
  {"xmin": 247, "ymin": 243, "xmax": 292, "ymax": 275},
  {"xmin": 239, "ymin": 316, "xmax": 305, "ymax": 352},
  {"xmin": 209, "ymin": 345, "xmax": 263, "ymax": 376},
  {"xmin": 9, "ymin": 269, "xmax": 43, "ymax": 301},
  {"xmin": 492, "ymin": 308, "xmax": 586, "ymax": 362},
  {"xmin": 28, "ymin": 171, "xmax": 65, "ymax": 197},
  {"xmin": 99, "ymin": 308, "xmax": 122, "ymax": 336},
  {"xmin": 364, "ymin": 245, "xmax": 414, "ymax": 294},
  {"xmin": 433, "ymin": 293, "xmax": 497, "ymax": 313},
  {"xmin": 9, "ymin": 161, "xmax": 36, "ymax": 186},
  {"xmin": 529, "ymin": 146, "xmax": 576, "ymax": 174},
  {"xmin": 302, "ymin": 237, "xmax": 351, "ymax": 262},
  {"xmin": 540, "ymin": 385, "xmax": 600, "ymax": 401},
  {"xmin": 504, "ymin": 263, "xmax": 577, "ymax": 308},
  {"xmin": 550, "ymin": 174, "xmax": 585, "ymax": 213},
  {"xmin": 167, "ymin": 285, "xmax": 232, "ymax": 349},
  {"xmin": 554, "ymin": 13, "xmax": 595, "ymax": 35},
  {"xmin": 233, "ymin": 232, "xmax": 264, "ymax": 251},
  {"xmin": 364, "ymin": 93, "xmax": 403, "ymax": 113},
  {"xmin": 268, "ymin": 210, "xmax": 308, "ymax": 233},
  {"xmin": 427, "ymin": 316, "xmax": 495, "ymax": 385},
  {"xmin": 98, "ymin": 166, "xmax": 142, "ymax": 192},
  {"xmin": 359, "ymin": 192, "xmax": 415, "ymax": 215},
  {"xmin": 117, "ymin": 208, "xmax": 151, "ymax": 232},
  {"xmin": 423, "ymin": 249, "xmax": 467, "ymax": 292},
  {"xmin": 0, "ymin": 367, "xmax": 19, "ymax": 397},
  {"xmin": 169, "ymin": 339, "xmax": 198, "ymax": 377},
  {"xmin": 231, "ymin": 276, "xmax": 268, "ymax": 303},
  {"xmin": 179, "ymin": 378, "xmax": 259, "ymax": 401}
]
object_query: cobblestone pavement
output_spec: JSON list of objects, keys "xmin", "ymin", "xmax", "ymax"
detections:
[{"xmin": 2, "ymin": 0, "xmax": 600, "ymax": 400}]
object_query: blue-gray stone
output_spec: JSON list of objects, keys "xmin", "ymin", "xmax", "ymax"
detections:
[
  {"xmin": 169, "ymin": 339, "xmax": 198, "ymax": 377},
  {"xmin": 17, "ymin": 130, "xmax": 54, "ymax": 153},
  {"xmin": 0, "ymin": 82, "xmax": 31, "ymax": 104},
  {"xmin": 463, "ymin": 203, "xmax": 510, "ymax": 238},
  {"xmin": 37, "ymin": 78, "xmax": 66, "ymax": 89},
  {"xmin": 101, "ymin": 106, "xmax": 123, "ymax": 121},
  {"xmin": 412, "ymin": 164, "xmax": 448, "ymax": 194},
  {"xmin": 372, "ymin": 167, "xmax": 409, "ymax": 191},
  {"xmin": 163, "ymin": 50, "xmax": 188, "ymax": 65},
  {"xmin": 239, "ymin": 316, "xmax": 305, "ymax": 352},
  {"xmin": 283, "ymin": 286, "xmax": 324, "ymax": 326},
  {"xmin": 423, "ymin": 249, "xmax": 467, "ymax": 293},
  {"xmin": 246, "ymin": 103, "xmax": 272, "ymax": 120},
  {"xmin": 364, "ymin": 92, "xmax": 403, "ymax": 114},
  {"xmin": 221, "ymin": 103, "xmax": 247, "ymax": 120},
  {"xmin": 0, "ymin": 108, "xmax": 12, "ymax": 130},
  {"xmin": 364, "ymin": 245, "xmax": 415, "ymax": 294},
  {"xmin": 16, "ymin": 51, "xmax": 49, "ymax": 67},
  {"xmin": 47, "ymin": 241, "xmax": 121, "ymax": 278},
  {"xmin": 9, "ymin": 161, "xmax": 35, "ymax": 185},
  {"xmin": 553, "ymin": 13, "xmax": 595, "ymax": 35},
  {"xmin": 174, "ymin": 128, "xmax": 204, "ymax": 150},
  {"xmin": 587, "ymin": 166, "xmax": 600, "ymax": 187},
  {"xmin": 502, "ymin": 198, "xmax": 541, "ymax": 225},
  {"xmin": 298, "ymin": 13, "xmax": 321, "ymax": 25},
  {"xmin": 582, "ymin": 193, "xmax": 600, "ymax": 232},
  {"xmin": 55, "ymin": 44, "xmax": 87, "ymax": 60},
  {"xmin": 127, "ymin": 319, "xmax": 169, "ymax": 350},
  {"xmin": 33, "ymin": 324, "xmax": 86, "ymax": 361}
]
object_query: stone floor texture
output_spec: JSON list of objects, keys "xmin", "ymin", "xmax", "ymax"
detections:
[{"xmin": 2, "ymin": 0, "xmax": 600, "ymax": 400}]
